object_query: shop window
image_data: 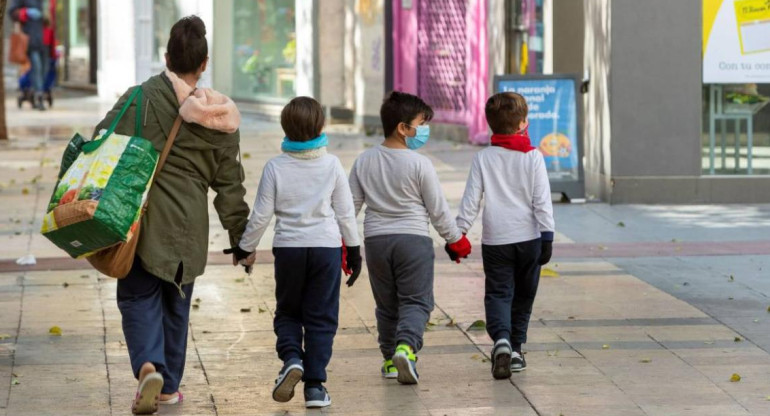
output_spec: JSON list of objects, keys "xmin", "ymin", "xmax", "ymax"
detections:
[
  {"xmin": 702, "ymin": 0, "xmax": 770, "ymax": 175},
  {"xmin": 231, "ymin": 0, "xmax": 296, "ymax": 102},
  {"xmin": 152, "ymin": 1, "xmax": 182, "ymax": 63}
]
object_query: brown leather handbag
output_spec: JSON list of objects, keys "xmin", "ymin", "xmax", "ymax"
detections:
[
  {"xmin": 9, "ymin": 24, "xmax": 29, "ymax": 65},
  {"xmin": 86, "ymin": 116, "xmax": 183, "ymax": 278}
]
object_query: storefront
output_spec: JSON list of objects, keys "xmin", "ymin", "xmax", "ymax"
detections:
[
  {"xmin": 56, "ymin": 0, "xmax": 97, "ymax": 87},
  {"xmin": 702, "ymin": 0, "xmax": 770, "ymax": 176},
  {"xmin": 212, "ymin": 0, "xmax": 300, "ymax": 106}
]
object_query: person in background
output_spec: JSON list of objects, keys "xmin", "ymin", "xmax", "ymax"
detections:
[{"xmin": 10, "ymin": 0, "xmax": 48, "ymax": 110}]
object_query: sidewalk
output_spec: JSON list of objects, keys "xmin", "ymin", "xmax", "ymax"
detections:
[{"xmin": 2, "ymin": 93, "xmax": 770, "ymax": 415}]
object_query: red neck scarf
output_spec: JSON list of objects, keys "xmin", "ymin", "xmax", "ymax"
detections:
[{"xmin": 491, "ymin": 134, "xmax": 536, "ymax": 153}]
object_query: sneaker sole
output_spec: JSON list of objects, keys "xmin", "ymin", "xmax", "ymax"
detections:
[
  {"xmin": 272, "ymin": 366, "xmax": 303, "ymax": 403},
  {"xmin": 305, "ymin": 398, "xmax": 332, "ymax": 408},
  {"xmin": 511, "ymin": 365, "xmax": 527, "ymax": 373},
  {"xmin": 492, "ymin": 351, "xmax": 512, "ymax": 380},
  {"xmin": 393, "ymin": 354, "xmax": 418, "ymax": 385},
  {"xmin": 382, "ymin": 372, "xmax": 398, "ymax": 379}
]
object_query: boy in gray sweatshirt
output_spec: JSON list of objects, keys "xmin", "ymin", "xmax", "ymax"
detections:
[{"xmin": 349, "ymin": 91, "xmax": 472, "ymax": 385}]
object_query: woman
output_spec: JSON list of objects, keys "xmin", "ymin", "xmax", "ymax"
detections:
[{"xmin": 93, "ymin": 16, "xmax": 250, "ymax": 414}]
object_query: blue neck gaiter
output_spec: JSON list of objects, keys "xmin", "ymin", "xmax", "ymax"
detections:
[{"xmin": 281, "ymin": 133, "xmax": 328, "ymax": 152}]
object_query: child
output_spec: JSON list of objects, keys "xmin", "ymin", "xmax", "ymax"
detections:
[
  {"xmin": 236, "ymin": 97, "xmax": 362, "ymax": 408},
  {"xmin": 348, "ymin": 91, "xmax": 472, "ymax": 385},
  {"xmin": 456, "ymin": 92, "xmax": 554, "ymax": 379}
]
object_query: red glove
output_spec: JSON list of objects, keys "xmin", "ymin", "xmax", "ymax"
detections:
[
  {"xmin": 342, "ymin": 244, "xmax": 351, "ymax": 275},
  {"xmin": 445, "ymin": 235, "xmax": 472, "ymax": 263}
]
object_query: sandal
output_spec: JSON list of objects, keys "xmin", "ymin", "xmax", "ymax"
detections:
[
  {"xmin": 131, "ymin": 372, "xmax": 164, "ymax": 415},
  {"xmin": 159, "ymin": 391, "xmax": 184, "ymax": 405}
]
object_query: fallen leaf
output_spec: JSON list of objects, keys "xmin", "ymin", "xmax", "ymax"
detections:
[
  {"xmin": 729, "ymin": 275, "xmax": 735, "ymax": 282},
  {"xmin": 466, "ymin": 320, "xmax": 486, "ymax": 331},
  {"xmin": 258, "ymin": 307, "xmax": 266, "ymax": 313},
  {"xmin": 683, "ymin": 282, "xmax": 689, "ymax": 286},
  {"xmin": 567, "ymin": 316, "xmax": 576, "ymax": 320},
  {"xmin": 240, "ymin": 307, "xmax": 252, "ymax": 313},
  {"xmin": 243, "ymin": 153, "xmax": 251, "ymax": 159},
  {"xmin": 617, "ymin": 221, "xmax": 625, "ymax": 227},
  {"xmin": 639, "ymin": 358, "xmax": 652, "ymax": 363},
  {"xmin": 0, "ymin": 334, "xmax": 11, "ymax": 340},
  {"xmin": 704, "ymin": 341, "xmax": 715, "ymax": 345},
  {"xmin": 541, "ymin": 268, "xmax": 560, "ymax": 278},
  {"xmin": 597, "ymin": 245, "xmax": 608, "ymax": 251},
  {"xmin": 192, "ymin": 304, "xmax": 200, "ymax": 309},
  {"xmin": 602, "ymin": 344, "xmax": 610, "ymax": 350},
  {"xmin": 80, "ymin": 274, "xmax": 89, "ymax": 279},
  {"xmin": 734, "ymin": 336, "xmax": 743, "ymax": 342},
  {"xmin": 753, "ymin": 319, "xmax": 759, "ymax": 323},
  {"xmin": 202, "ymin": 330, "xmax": 211, "ymax": 334},
  {"xmin": 728, "ymin": 297, "xmax": 734, "ymax": 300},
  {"xmin": 62, "ymin": 282, "xmax": 69, "ymax": 288},
  {"xmin": 49, "ymin": 326, "xmax": 62, "ymax": 336},
  {"xmin": 470, "ymin": 354, "xmax": 483, "ymax": 361},
  {"xmin": 21, "ymin": 188, "xmax": 29, "ymax": 195},
  {"xmin": 671, "ymin": 238, "xmax": 679, "ymax": 243},
  {"xmin": 195, "ymin": 298, "xmax": 202, "ymax": 304},
  {"xmin": 767, "ymin": 306, "xmax": 770, "ymax": 313},
  {"xmin": 11, "ymin": 378, "xmax": 20, "ymax": 386},
  {"xmin": 235, "ymin": 278, "xmax": 245, "ymax": 283},
  {"xmin": 446, "ymin": 318, "xmax": 456, "ymax": 327},
  {"xmin": 730, "ymin": 373, "xmax": 741, "ymax": 382}
]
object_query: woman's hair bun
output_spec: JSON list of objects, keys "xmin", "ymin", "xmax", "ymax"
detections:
[{"xmin": 166, "ymin": 15, "xmax": 208, "ymax": 74}]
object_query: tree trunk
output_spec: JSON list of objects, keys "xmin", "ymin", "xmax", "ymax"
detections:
[{"xmin": 0, "ymin": 0, "xmax": 8, "ymax": 141}]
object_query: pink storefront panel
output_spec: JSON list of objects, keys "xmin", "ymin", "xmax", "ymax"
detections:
[{"xmin": 392, "ymin": 0, "xmax": 488, "ymax": 144}]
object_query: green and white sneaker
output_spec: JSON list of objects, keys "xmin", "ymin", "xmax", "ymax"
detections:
[
  {"xmin": 381, "ymin": 359, "xmax": 398, "ymax": 379},
  {"xmin": 392, "ymin": 344, "xmax": 419, "ymax": 385}
]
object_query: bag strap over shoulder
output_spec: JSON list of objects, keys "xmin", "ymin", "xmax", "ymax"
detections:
[{"xmin": 155, "ymin": 116, "xmax": 183, "ymax": 176}]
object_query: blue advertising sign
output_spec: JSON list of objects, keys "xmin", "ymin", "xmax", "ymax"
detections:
[
  {"xmin": 494, "ymin": 74, "xmax": 584, "ymax": 198},
  {"xmin": 497, "ymin": 77, "xmax": 579, "ymax": 179}
]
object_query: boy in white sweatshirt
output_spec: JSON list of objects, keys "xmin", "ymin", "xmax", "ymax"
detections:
[
  {"xmin": 235, "ymin": 97, "xmax": 361, "ymax": 408},
  {"xmin": 349, "ymin": 91, "xmax": 472, "ymax": 385},
  {"xmin": 456, "ymin": 92, "xmax": 555, "ymax": 379}
]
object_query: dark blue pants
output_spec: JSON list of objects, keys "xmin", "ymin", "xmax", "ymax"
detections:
[
  {"xmin": 482, "ymin": 239, "xmax": 541, "ymax": 350},
  {"xmin": 117, "ymin": 258, "xmax": 193, "ymax": 394},
  {"xmin": 273, "ymin": 247, "xmax": 341, "ymax": 384}
]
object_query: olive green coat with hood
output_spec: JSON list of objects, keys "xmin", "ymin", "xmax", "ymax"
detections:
[{"xmin": 93, "ymin": 73, "xmax": 250, "ymax": 286}]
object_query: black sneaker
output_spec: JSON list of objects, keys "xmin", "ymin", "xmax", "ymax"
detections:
[
  {"xmin": 510, "ymin": 351, "xmax": 527, "ymax": 372},
  {"xmin": 272, "ymin": 358, "xmax": 303, "ymax": 402},
  {"xmin": 491, "ymin": 339, "xmax": 512, "ymax": 379},
  {"xmin": 304, "ymin": 385, "xmax": 331, "ymax": 408}
]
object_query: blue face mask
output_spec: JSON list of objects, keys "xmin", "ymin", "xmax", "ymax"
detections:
[{"xmin": 405, "ymin": 125, "xmax": 430, "ymax": 150}]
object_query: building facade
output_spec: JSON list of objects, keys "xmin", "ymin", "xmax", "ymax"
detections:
[{"xmin": 85, "ymin": 0, "xmax": 770, "ymax": 203}]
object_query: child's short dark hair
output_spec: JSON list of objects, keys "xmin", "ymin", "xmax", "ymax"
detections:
[
  {"xmin": 281, "ymin": 97, "xmax": 325, "ymax": 142},
  {"xmin": 167, "ymin": 16, "xmax": 208, "ymax": 74},
  {"xmin": 485, "ymin": 92, "xmax": 528, "ymax": 134},
  {"xmin": 380, "ymin": 91, "xmax": 434, "ymax": 137}
]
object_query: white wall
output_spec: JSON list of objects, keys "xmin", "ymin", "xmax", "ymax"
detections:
[{"xmin": 97, "ymin": 0, "xmax": 136, "ymax": 99}]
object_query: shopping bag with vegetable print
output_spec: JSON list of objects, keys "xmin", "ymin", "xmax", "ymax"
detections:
[{"xmin": 40, "ymin": 87, "xmax": 158, "ymax": 260}]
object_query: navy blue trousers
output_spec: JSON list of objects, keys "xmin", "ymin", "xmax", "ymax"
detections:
[
  {"xmin": 482, "ymin": 239, "xmax": 541, "ymax": 350},
  {"xmin": 117, "ymin": 258, "xmax": 193, "ymax": 394},
  {"xmin": 273, "ymin": 247, "xmax": 341, "ymax": 383}
]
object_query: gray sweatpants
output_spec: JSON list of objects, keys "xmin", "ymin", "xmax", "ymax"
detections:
[{"xmin": 364, "ymin": 234, "xmax": 435, "ymax": 359}]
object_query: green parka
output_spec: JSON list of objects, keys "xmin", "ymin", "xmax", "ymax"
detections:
[{"xmin": 93, "ymin": 73, "xmax": 250, "ymax": 286}]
